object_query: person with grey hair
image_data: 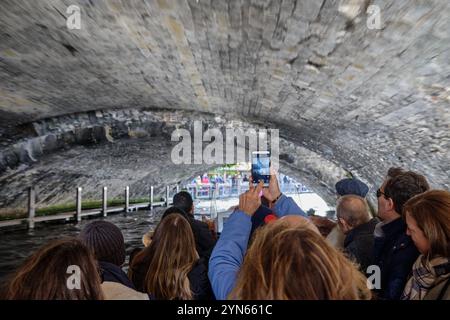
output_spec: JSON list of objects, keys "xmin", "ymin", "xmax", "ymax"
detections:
[{"xmin": 337, "ymin": 195, "xmax": 379, "ymax": 272}]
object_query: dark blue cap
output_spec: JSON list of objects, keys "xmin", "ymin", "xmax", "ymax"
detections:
[{"xmin": 335, "ymin": 178, "xmax": 369, "ymax": 198}]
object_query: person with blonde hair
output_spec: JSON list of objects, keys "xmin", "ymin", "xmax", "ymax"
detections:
[
  {"xmin": 142, "ymin": 230, "xmax": 154, "ymax": 247},
  {"xmin": 209, "ymin": 177, "xmax": 371, "ymax": 300},
  {"xmin": 129, "ymin": 212, "xmax": 214, "ymax": 300},
  {"xmin": 401, "ymin": 190, "xmax": 450, "ymax": 300},
  {"xmin": 232, "ymin": 219, "xmax": 370, "ymax": 299}
]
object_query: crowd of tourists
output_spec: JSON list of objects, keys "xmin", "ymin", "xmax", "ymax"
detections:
[{"xmin": 1, "ymin": 167, "xmax": 449, "ymax": 300}]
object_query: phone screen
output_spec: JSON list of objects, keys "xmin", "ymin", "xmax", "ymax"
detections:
[{"xmin": 252, "ymin": 151, "xmax": 270, "ymax": 186}]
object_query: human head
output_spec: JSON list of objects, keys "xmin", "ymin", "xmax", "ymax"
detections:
[
  {"xmin": 377, "ymin": 171, "xmax": 430, "ymax": 222},
  {"xmin": 280, "ymin": 215, "xmax": 320, "ymax": 234},
  {"xmin": 336, "ymin": 195, "xmax": 371, "ymax": 234},
  {"xmin": 173, "ymin": 191, "xmax": 194, "ymax": 215},
  {"xmin": 404, "ymin": 190, "xmax": 450, "ymax": 258},
  {"xmin": 142, "ymin": 230, "xmax": 154, "ymax": 247},
  {"xmin": 387, "ymin": 167, "xmax": 405, "ymax": 180},
  {"xmin": 230, "ymin": 219, "xmax": 371, "ymax": 299},
  {"xmin": 79, "ymin": 220, "xmax": 126, "ymax": 266},
  {"xmin": 335, "ymin": 178, "xmax": 369, "ymax": 198},
  {"xmin": 161, "ymin": 206, "xmax": 189, "ymax": 220},
  {"xmin": 376, "ymin": 167, "xmax": 403, "ymax": 220},
  {"xmin": 377, "ymin": 166, "xmax": 406, "ymax": 203},
  {"xmin": 5, "ymin": 238, "xmax": 103, "ymax": 300},
  {"xmin": 142, "ymin": 214, "xmax": 199, "ymax": 299}
]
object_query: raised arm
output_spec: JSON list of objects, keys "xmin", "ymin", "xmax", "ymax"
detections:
[
  {"xmin": 262, "ymin": 170, "xmax": 307, "ymax": 218},
  {"xmin": 273, "ymin": 194, "xmax": 307, "ymax": 217},
  {"xmin": 208, "ymin": 181, "xmax": 263, "ymax": 300},
  {"xmin": 208, "ymin": 210, "xmax": 252, "ymax": 300}
]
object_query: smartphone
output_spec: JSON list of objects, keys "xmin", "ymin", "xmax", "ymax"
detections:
[{"xmin": 251, "ymin": 151, "xmax": 271, "ymax": 187}]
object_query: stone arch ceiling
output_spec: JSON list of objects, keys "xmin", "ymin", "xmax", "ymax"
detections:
[{"xmin": 0, "ymin": 0, "xmax": 449, "ymax": 211}]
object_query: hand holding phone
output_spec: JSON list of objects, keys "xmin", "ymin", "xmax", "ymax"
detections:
[
  {"xmin": 239, "ymin": 180, "xmax": 263, "ymax": 216},
  {"xmin": 262, "ymin": 167, "xmax": 281, "ymax": 203},
  {"xmin": 251, "ymin": 151, "xmax": 270, "ymax": 187}
]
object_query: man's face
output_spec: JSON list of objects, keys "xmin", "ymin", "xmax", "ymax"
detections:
[
  {"xmin": 377, "ymin": 181, "xmax": 391, "ymax": 220},
  {"xmin": 406, "ymin": 212, "xmax": 430, "ymax": 255}
]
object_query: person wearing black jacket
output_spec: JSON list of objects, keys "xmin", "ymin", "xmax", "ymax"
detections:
[
  {"xmin": 172, "ymin": 191, "xmax": 217, "ymax": 261},
  {"xmin": 373, "ymin": 170, "xmax": 430, "ymax": 300},
  {"xmin": 336, "ymin": 195, "xmax": 379, "ymax": 273}
]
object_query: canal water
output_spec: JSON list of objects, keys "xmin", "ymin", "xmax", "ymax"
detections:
[{"xmin": 0, "ymin": 207, "xmax": 165, "ymax": 286}]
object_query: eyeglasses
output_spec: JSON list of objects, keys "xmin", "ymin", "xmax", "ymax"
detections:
[{"xmin": 376, "ymin": 188, "xmax": 387, "ymax": 198}]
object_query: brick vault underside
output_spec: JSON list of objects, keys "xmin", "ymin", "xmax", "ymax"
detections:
[{"xmin": 0, "ymin": 0, "xmax": 449, "ymax": 212}]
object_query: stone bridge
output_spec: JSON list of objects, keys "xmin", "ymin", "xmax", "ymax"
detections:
[{"xmin": 0, "ymin": 0, "xmax": 449, "ymax": 213}]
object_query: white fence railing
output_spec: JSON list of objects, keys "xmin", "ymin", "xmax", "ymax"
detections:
[
  {"xmin": 184, "ymin": 182, "xmax": 311, "ymax": 200},
  {"xmin": 1, "ymin": 182, "xmax": 312, "ymax": 230}
]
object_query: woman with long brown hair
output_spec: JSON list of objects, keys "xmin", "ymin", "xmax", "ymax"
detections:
[
  {"xmin": 4, "ymin": 238, "xmax": 103, "ymax": 300},
  {"xmin": 402, "ymin": 190, "xmax": 450, "ymax": 300},
  {"xmin": 231, "ymin": 219, "xmax": 371, "ymax": 299},
  {"xmin": 129, "ymin": 210, "xmax": 214, "ymax": 300}
]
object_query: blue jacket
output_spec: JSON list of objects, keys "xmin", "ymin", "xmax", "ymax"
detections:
[
  {"xmin": 208, "ymin": 195, "xmax": 306, "ymax": 300},
  {"xmin": 372, "ymin": 217, "xmax": 419, "ymax": 300}
]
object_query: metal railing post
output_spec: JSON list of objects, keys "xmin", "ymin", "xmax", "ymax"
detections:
[
  {"xmin": 166, "ymin": 185, "xmax": 170, "ymax": 207},
  {"xmin": 28, "ymin": 187, "xmax": 35, "ymax": 229},
  {"xmin": 125, "ymin": 186, "xmax": 129, "ymax": 212},
  {"xmin": 76, "ymin": 187, "xmax": 82, "ymax": 222},
  {"xmin": 102, "ymin": 187, "xmax": 107, "ymax": 217},
  {"xmin": 150, "ymin": 186, "xmax": 154, "ymax": 209}
]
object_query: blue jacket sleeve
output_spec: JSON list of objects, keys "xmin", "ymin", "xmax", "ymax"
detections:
[
  {"xmin": 208, "ymin": 210, "xmax": 252, "ymax": 300},
  {"xmin": 273, "ymin": 194, "xmax": 307, "ymax": 218}
]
